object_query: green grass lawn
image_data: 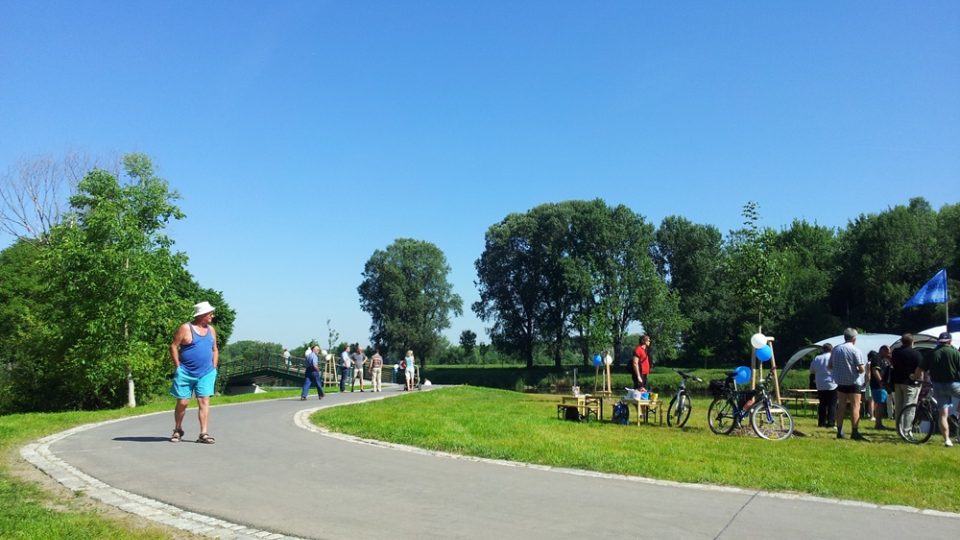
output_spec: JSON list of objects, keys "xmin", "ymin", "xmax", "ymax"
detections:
[{"xmin": 313, "ymin": 385, "xmax": 960, "ymax": 512}]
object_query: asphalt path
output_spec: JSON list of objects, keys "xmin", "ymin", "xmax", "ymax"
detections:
[{"xmin": 46, "ymin": 387, "xmax": 959, "ymax": 540}]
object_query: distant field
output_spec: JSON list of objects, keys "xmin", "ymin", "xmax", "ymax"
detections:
[{"xmin": 423, "ymin": 364, "xmax": 810, "ymax": 395}]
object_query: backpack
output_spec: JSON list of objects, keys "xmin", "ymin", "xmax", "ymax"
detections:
[{"xmin": 612, "ymin": 402, "xmax": 630, "ymax": 425}]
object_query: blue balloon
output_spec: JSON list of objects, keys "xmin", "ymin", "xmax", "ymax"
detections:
[
  {"xmin": 756, "ymin": 345, "xmax": 773, "ymax": 363},
  {"xmin": 734, "ymin": 366, "xmax": 752, "ymax": 385},
  {"xmin": 593, "ymin": 354, "xmax": 603, "ymax": 367}
]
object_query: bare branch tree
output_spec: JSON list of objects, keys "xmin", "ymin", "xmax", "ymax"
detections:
[{"xmin": 0, "ymin": 151, "xmax": 94, "ymax": 241}]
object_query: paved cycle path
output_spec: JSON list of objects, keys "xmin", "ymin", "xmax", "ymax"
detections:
[{"xmin": 35, "ymin": 387, "xmax": 959, "ymax": 539}]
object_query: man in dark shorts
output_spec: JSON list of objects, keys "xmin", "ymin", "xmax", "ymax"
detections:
[
  {"xmin": 890, "ymin": 333, "xmax": 922, "ymax": 423},
  {"xmin": 631, "ymin": 335, "xmax": 651, "ymax": 390},
  {"xmin": 828, "ymin": 328, "xmax": 867, "ymax": 441}
]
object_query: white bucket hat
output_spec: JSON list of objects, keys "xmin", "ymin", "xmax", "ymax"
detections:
[{"xmin": 192, "ymin": 301, "xmax": 216, "ymax": 318}]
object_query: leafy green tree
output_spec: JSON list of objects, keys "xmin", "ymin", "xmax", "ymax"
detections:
[
  {"xmin": 358, "ymin": 238, "xmax": 463, "ymax": 369},
  {"xmin": 722, "ymin": 202, "xmax": 784, "ymax": 358},
  {"xmin": 0, "ymin": 154, "xmax": 235, "ymax": 412},
  {"xmin": 221, "ymin": 340, "xmax": 283, "ymax": 362},
  {"xmin": 834, "ymin": 198, "xmax": 949, "ymax": 332},
  {"xmin": 459, "ymin": 330, "xmax": 477, "ymax": 355},
  {"xmin": 42, "ymin": 156, "xmax": 189, "ymax": 408},
  {"xmin": 654, "ymin": 215, "xmax": 728, "ymax": 363},
  {"xmin": 474, "ymin": 212, "xmax": 543, "ymax": 367},
  {"xmin": 564, "ymin": 200, "xmax": 681, "ymax": 363},
  {"xmin": 770, "ymin": 219, "xmax": 841, "ymax": 354}
]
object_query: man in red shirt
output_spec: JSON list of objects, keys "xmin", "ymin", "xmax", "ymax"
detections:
[{"xmin": 632, "ymin": 335, "xmax": 651, "ymax": 390}]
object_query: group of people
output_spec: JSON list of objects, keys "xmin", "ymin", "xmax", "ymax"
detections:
[
  {"xmin": 165, "ymin": 299, "xmax": 427, "ymax": 444},
  {"xmin": 810, "ymin": 328, "xmax": 960, "ymax": 445},
  {"xmin": 301, "ymin": 344, "xmax": 411, "ymax": 397}
]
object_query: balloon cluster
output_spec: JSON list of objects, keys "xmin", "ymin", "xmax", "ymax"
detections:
[{"xmin": 750, "ymin": 333, "xmax": 772, "ymax": 363}]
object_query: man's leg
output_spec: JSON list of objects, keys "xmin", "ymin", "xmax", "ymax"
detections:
[
  {"xmin": 197, "ymin": 396, "xmax": 210, "ymax": 435},
  {"xmin": 174, "ymin": 399, "xmax": 189, "ymax": 430},
  {"xmin": 836, "ymin": 392, "xmax": 849, "ymax": 437},
  {"xmin": 826, "ymin": 389, "xmax": 837, "ymax": 427},
  {"xmin": 301, "ymin": 375, "xmax": 311, "ymax": 399},
  {"xmin": 850, "ymin": 392, "xmax": 863, "ymax": 437}
]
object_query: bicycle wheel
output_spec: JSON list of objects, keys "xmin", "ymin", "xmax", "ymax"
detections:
[
  {"xmin": 897, "ymin": 403, "xmax": 935, "ymax": 444},
  {"xmin": 750, "ymin": 402, "xmax": 794, "ymax": 440},
  {"xmin": 667, "ymin": 393, "xmax": 692, "ymax": 427},
  {"xmin": 707, "ymin": 398, "xmax": 739, "ymax": 435}
]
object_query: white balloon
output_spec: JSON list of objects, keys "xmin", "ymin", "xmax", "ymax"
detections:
[
  {"xmin": 750, "ymin": 333, "xmax": 768, "ymax": 349},
  {"xmin": 604, "ymin": 353, "xmax": 614, "ymax": 366}
]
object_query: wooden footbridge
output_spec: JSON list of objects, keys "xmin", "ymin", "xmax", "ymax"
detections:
[{"xmin": 216, "ymin": 354, "xmax": 338, "ymax": 392}]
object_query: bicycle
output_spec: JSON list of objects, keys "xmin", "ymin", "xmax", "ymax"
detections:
[
  {"xmin": 897, "ymin": 382, "xmax": 959, "ymax": 444},
  {"xmin": 707, "ymin": 370, "xmax": 794, "ymax": 440},
  {"xmin": 667, "ymin": 369, "xmax": 703, "ymax": 427}
]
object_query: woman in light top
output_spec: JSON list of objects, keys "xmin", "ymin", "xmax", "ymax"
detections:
[{"xmin": 404, "ymin": 350, "xmax": 416, "ymax": 391}]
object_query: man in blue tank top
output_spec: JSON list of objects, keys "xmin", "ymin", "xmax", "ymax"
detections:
[{"xmin": 169, "ymin": 301, "xmax": 219, "ymax": 444}]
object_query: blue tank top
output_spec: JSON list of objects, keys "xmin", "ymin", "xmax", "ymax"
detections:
[{"xmin": 180, "ymin": 325, "xmax": 215, "ymax": 377}]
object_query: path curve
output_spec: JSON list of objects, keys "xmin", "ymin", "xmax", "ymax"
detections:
[{"xmin": 22, "ymin": 387, "xmax": 960, "ymax": 540}]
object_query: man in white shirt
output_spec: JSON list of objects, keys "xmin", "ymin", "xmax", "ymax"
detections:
[{"xmin": 809, "ymin": 343, "xmax": 836, "ymax": 428}]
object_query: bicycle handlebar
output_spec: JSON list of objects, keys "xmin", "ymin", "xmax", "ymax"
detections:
[{"xmin": 675, "ymin": 369, "xmax": 704, "ymax": 383}]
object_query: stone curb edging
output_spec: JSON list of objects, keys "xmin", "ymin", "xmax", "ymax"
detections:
[{"xmin": 295, "ymin": 398, "xmax": 960, "ymax": 521}]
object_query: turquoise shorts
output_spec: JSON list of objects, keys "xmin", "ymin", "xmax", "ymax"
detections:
[{"xmin": 170, "ymin": 367, "xmax": 217, "ymax": 399}]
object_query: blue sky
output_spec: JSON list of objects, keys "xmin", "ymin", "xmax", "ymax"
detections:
[{"xmin": 1, "ymin": 2, "xmax": 958, "ymax": 350}]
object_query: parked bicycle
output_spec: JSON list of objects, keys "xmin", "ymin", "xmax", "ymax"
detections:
[
  {"xmin": 897, "ymin": 382, "xmax": 959, "ymax": 444},
  {"xmin": 707, "ymin": 370, "xmax": 794, "ymax": 440},
  {"xmin": 667, "ymin": 369, "xmax": 703, "ymax": 427}
]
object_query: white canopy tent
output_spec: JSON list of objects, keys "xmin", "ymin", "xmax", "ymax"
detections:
[
  {"xmin": 778, "ymin": 333, "xmax": 901, "ymax": 385},
  {"xmin": 892, "ymin": 326, "xmax": 960, "ymax": 350}
]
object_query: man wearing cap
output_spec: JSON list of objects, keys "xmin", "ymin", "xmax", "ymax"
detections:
[
  {"xmin": 828, "ymin": 328, "xmax": 868, "ymax": 441},
  {"xmin": 169, "ymin": 301, "xmax": 219, "ymax": 444},
  {"xmin": 913, "ymin": 332, "xmax": 960, "ymax": 447}
]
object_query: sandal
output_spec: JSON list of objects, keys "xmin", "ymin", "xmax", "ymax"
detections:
[
  {"xmin": 196, "ymin": 433, "xmax": 216, "ymax": 444},
  {"xmin": 170, "ymin": 428, "xmax": 184, "ymax": 443}
]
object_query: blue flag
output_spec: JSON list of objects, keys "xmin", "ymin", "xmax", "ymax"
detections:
[{"xmin": 902, "ymin": 269, "xmax": 948, "ymax": 309}]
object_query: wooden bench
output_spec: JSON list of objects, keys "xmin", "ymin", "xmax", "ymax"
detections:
[{"xmin": 619, "ymin": 399, "xmax": 663, "ymax": 426}]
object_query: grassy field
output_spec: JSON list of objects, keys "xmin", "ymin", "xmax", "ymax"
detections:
[
  {"xmin": 313, "ymin": 385, "xmax": 960, "ymax": 512},
  {"xmin": 4, "ymin": 375, "xmax": 956, "ymax": 538},
  {"xmin": 0, "ymin": 388, "xmax": 304, "ymax": 539}
]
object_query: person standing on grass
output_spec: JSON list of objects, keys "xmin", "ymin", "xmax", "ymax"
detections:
[
  {"xmin": 870, "ymin": 346, "xmax": 892, "ymax": 429},
  {"xmin": 339, "ymin": 345, "xmax": 352, "ymax": 392},
  {"xmin": 169, "ymin": 301, "xmax": 219, "ymax": 445},
  {"xmin": 891, "ymin": 333, "xmax": 922, "ymax": 425},
  {"xmin": 404, "ymin": 350, "xmax": 417, "ymax": 391},
  {"xmin": 810, "ymin": 343, "xmax": 836, "ymax": 428},
  {"xmin": 370, "ymin": 347, "xmax": 384, "ymax": 392},
  {"xmin": 912, "ymin": 332, "xmax": 960, "ymax": 447},
  {"xmin": 631, "ymin": 335, "xmax": 651, "ymax": 390},
  {"xmin": 301, "ymin": 345, "xmax": 325, "ymax": 401},
  {"xmin": 829, "ymin": 328, "xmax": 868, "ymax": 441},
  {"xmin": 351, "ymin": 345, "xmax": 367, "ymax": 392}
]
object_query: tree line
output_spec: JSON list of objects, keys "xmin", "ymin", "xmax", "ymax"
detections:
[
  {"xmin": 2, "ymin": 153, "xmax": 956, "ymax": 412},
  {"xmin": 468, "ymin": 198, "xmax": 959, "ymax": 369}
]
